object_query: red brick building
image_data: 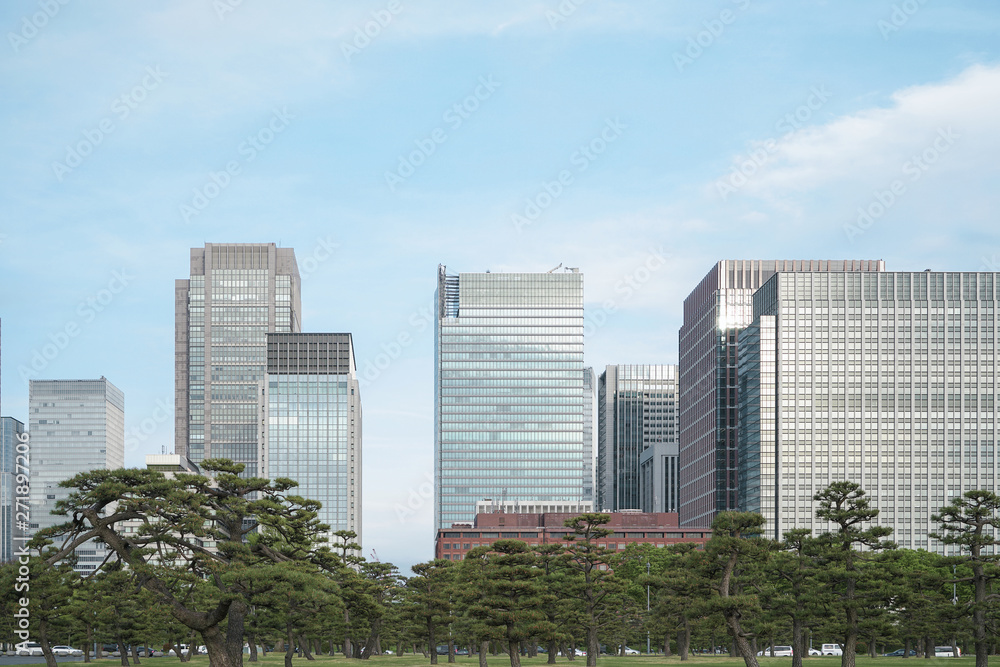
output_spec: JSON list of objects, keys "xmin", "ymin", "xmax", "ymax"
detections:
[{"xmin": 435, "ymin": 511, "xmax": 712, "ymax": 560}]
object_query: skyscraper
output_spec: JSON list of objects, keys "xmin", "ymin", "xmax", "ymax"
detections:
[
  {"xmin": 263, "ymin": 333, "xmax": 362, "ymax": 543},
  {"xmin": 175, "ymin": 243, "xmax": 301, "ymax": 476},
  {"xmin": 434, "ymin": 265, "xmax": 585, "ymax": 530},
  {"xmin": 1, "ymin": 416, "xmax": 25, "ymax": 563},
  {"xmin": 28, "ymin": 378, "xmax": 124, "ymax": 573},
  {"xmin": 738, "ymin": 270, "xmax": 1000, "ymax": 551},
  {"xmin": 596, "ymin": 364, "xmax": 679, "ymax": 512},
  {"xmin": 678, "ymin": 260, "xmax": 884, "ymax": 527}
]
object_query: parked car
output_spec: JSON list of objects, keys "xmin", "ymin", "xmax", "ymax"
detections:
[
  {"xmin": 134, "ymin": 646, "xmax": 164, "ymax": 657},
  {"xmin": 52, "ymin": 646, "xmax": 85, "ymax": 657},
  {"xmin": 558, "ymin": 649, "xmax": 586, "ymax": 656},
  {"xmin": 883, "ymin": 649, "xmax": 917, "ymax": 657},
  {"xmin": 756, "ymin": 646, "xmax": 794, "ymax": 657},
  {"xmin": 935, "ymin": 646, "xmax": 961, "ymax": 657},
  {"xmin": 624, "ymin": 647, "xmax": 640, "ymax": 655},
  {"xmin": 808, "ymin": 648, "xmax": 822, "ymax": 656},
  {"xmin": 16, "ymin": 643, "xmax": 43, "ymax": 657},
  {"xmin": 821, "ymin": 644, "xmax": 843, "ymax": 656}
]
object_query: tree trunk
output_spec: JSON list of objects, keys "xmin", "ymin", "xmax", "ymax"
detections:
[
  {"xmin": 903, "ymin": 638, "xmax": 911, "ymax": 659},
  {"xmin": 507, "ymin": 640, "xmax": 521, "ymax": 667},
  {"xmin": 285, "ymin": 622, "xmax": 297, "ymax": 667},
  {"xmin": 132, "ymin": 645, "xmax": 143, "ymax": 665},
  {"xmin": 37, "ymin": 619, "xmax": 59, "ymax": 667},
  {"xmin": 300, "ymin": 635, "xmax": 315, "ymax": 661},
  {"xmin": 84, "ymin": 623, "xmax": 93, "ymax": 663},
  {"xmin": 203, "ymin": 624, "xmax": 243, "ymax": 667},
  {"xmin": 664, "ymin": 635, "xmax": 672, "ymax": 658},
  {"xmin": 449, "ymin": 638, "xmax": 456, "ymax": 663},
  {"xmin": 248, "ymin": 633, "xmax": 259, "ymax": 663},
  {"xmin": 479, "ymin": 640, "xmax": 489, "ymax": 667},
  {"xmin": 428, "ymin": 621, "xmax": 438, "ymax": 665},
  {"xmin": 679, "ymin": 619, "xmax": 691, "ymax": 661},
  {"xmin": 792, "ymin": 618, "xmax": 803, "ymax": 667},
  {"xmin": 117, "ymin": 637, "xmax": 130, "ymax": 667},
  {"xmin": 547, "ymin": 639, "xmax": 557, "ymax": 664},
  {"xmin": 974, "ymin": 562, "xmax": 988, "ymax": 667},
  {"xmin": 924, "ymin": 637, "xmax": 932, "ymax": 660},
  {"xmin": 186, "ymin": 630, "xmax": 198, "ymax": 663}
]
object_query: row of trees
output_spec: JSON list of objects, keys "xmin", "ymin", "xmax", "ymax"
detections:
[{"xmin": 2, "ymin": 461, "xmax": 1000, "ymax": 667}]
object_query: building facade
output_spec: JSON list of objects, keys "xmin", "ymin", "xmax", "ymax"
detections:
[
  {"xmin": 262, "ymin": 333, "xmax": 362, "ymax": 543},
  {"xmin": 678, "ymin": 260, "xmax": 884, "ymax": 527},
  {"xmin": 435, "ymin": 511, "xmax": 711, "ymax": 561},
  {"xmin": 27, "ymin": 378, "xmax": 124, "ymax": 573},
  {"xmin": 175, "ymin": 243, "xmax": 301, "ymax": 476},
  {"xmin": 597, "ymin": 365, "xmax": 679, "ymax": 512},
  {"xmin": 583, "ymin": 366, "xmax": 595, "ymax": 503},
  {"xmin": 1, "ymin": 417, "xmax": 25, "ymax": 563},
  {"xmin": 737, "ymin": 270, "xmax": 1000, "ymax": 551},
  {"xmin": 434, "ymin": 265, "xmax": 585, "ymax": 530}
]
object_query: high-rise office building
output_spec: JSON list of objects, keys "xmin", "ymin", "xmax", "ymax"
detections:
[
  {"xmin": 28, "ymin": 378, "xmax": 124, "ymax": 572},
  {"xmin": 175, "ymin": 243, "xmax": 301, "ymax": 476},
  {"xmin": 1, "ymin": 416, "xmax": 25, "ymax": 563},
  {"xmin": 582, "ymin": 367, "xmax": 595, "ymax": 503},
  {"xmin": 597, "ymin": 365, "xmax": 679, "ymax": 512},
  {"xmin": 678, "ymin": 260, "xmax": 884, "ymax": 527},
  {"xmin": 263, "ymin": 333, "xmax": 362, "ymax": 543},
  {"xmin": 434, "ymin": 265, "xmax": 585, "ymax": 530},
  {"xmin": 737, "ymin": 270, "xmax": 1000, "ymax": 551}
]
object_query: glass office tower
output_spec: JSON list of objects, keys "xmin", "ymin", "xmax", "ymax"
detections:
[
  {"xmin": 434, "ymin": 265, "xmax": 585, "ymax": 530},
  {"xmin": 597, "ymin": 364, "xmax": 679, "ymax": 512},
  {"xmin": 738, "ymin": 271, "xmax": 1000, "ymax": 552},
  {"xmin": 263, "ymin": 333, "xmax": 362, "ymax": 543},
  {"xmin": 27, "ymin": 378, "xmax": 124, "ymax": 573},
  {"xmin": 678, "ymin": 260, "xmax": 884, "ymax": 527},
  {"xmin": 583, "ymin": 367, "xmax": 595, "ymax": 504},
  {"xmin": 175, "ymin": 243, "xmax": 301, "ymax": 476},
  {"xmin": 1, "ymin": 417, "xmax": 25, "ymax": 563}
]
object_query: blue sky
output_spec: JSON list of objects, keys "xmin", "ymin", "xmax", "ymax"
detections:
[{"xmin": 1, "ymin": 1, "xmax": 999, "ymax": 572}]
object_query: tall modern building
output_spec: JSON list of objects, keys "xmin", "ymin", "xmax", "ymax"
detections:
[
  {"xmin": 678, "ymin": 260, "xmax": 884, "ymax": 527},
  {"xmin": 738, "ymin": 270, "xmax": 1000, "ymax": 552},
  {"xmin": 1, "ymin": 417, "xmax": 25, "ymax": 563},
  {"xmin": 434, "ymin": 265, "xmax": 585, "ymax": 530},
  {"xmin": 597, "ymin": 365, "xmax": 679, "ymax": 512},
  {"xmin": 262, "ymin": 333, "xmax": 362, "ymax": 543},
  {"xmin": 582, "ymin": 367, "xmax": 595, "ymax": 504},
  {"xmin": 175, "ymin": 243, "xmax": 301, "ymax": 476},
  {"xmin": 27, "ymin": 378, "xmax": 124, "ymax": 572}
]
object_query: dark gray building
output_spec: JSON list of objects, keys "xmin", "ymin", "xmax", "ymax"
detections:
[
  {"xmin": 597, "ymin": 364, "xmax": 679, "ymax": 512},
  {"xmin": 175, "ymin": 243, "xmax": 301, "ymax": 476}
]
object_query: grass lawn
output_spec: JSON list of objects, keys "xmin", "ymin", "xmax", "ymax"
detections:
[{"xmin": 88, "ymin": 654, "xmax": 978, "ymax": 667}]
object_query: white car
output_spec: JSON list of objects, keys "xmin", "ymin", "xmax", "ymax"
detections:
[
  {"xmin": 757, "ymin": 646, "xmax": 794, "ymax": 657},
  {"xmin": 624, "ymin": 647, "xmax": 639, "ymax": 655},
  {"xmin": 52, "ymin": 646, "xmax": 84, "ymax": 657},
  {"xmin": 822, "ymin": 644, "xmax": 843, "ymax": 656},
  {"xmin": 808, "ymin": 648, "xmax": 822, "ymax": 656},
  {"xmin": 16, "ymin": 643, "xmax": 44, "ymax": 657},
  {"xmin": 935, "ymin": 647, "xmax": 961, "ymax": 657}
]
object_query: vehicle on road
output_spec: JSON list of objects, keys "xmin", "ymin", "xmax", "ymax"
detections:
[
  {"xmin": 822, "ymin": 644, "xmax": 843, "ymax": 656},
  {"xmin": 756, "ymin": 646, "xmax": 794, "ymax": 657},
  {"xmin": 808, "ymin": 648, "xmax": 822, "ymax": 656},
  {"xmin": 624, "ymin": 647, "xmax": 639, "ymax": 656},
  {"xmin": 935, "ymin": 647, "xmax": 961, "ymax": 657},
  {"xmin": 16, "ymin": 643, "xmax": 43, "ymax": 657},
  {"xmin": 51, "ymin": 646, "xmax": 85, "ymax": 657},
  {"xmin": 883, "ymin": 649, "xmax": 917, "ymax": 657}
]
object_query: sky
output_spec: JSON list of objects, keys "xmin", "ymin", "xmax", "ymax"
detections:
[{"xmin": 1, "ymin": 1, "xmax": 999, "ymax": 573}]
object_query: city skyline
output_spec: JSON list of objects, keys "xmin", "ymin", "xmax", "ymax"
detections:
[{"xmin": 2, "ymin": 2, "xmax": 999, "ymax": 571}]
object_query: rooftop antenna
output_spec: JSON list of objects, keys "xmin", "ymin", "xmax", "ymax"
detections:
[{"xmin": 547, "ymin": 263, "xmax": 563, "ymax": 273}]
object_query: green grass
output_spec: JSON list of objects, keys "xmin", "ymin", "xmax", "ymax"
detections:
[{"xmin": 89, "ymin": 654, "xmax": 979, "ymax": 667}]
